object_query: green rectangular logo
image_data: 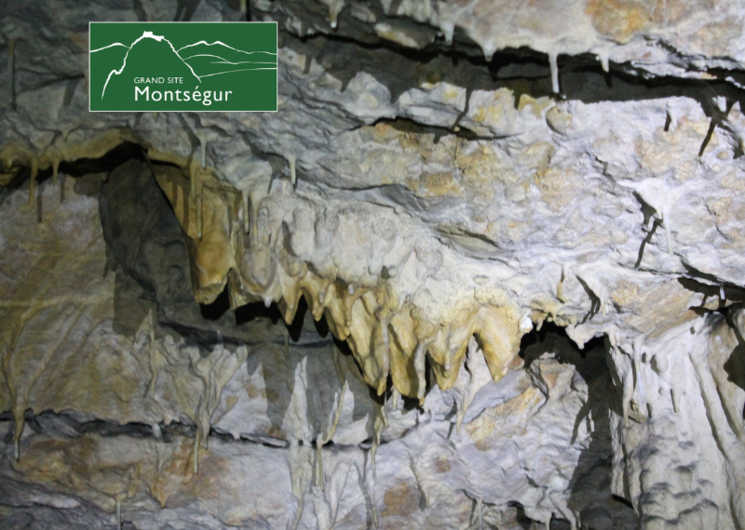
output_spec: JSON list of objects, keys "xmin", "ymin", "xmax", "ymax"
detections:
[{"xmin": 89, "ymin": 22, "xmax": 277, "ymax": 112}]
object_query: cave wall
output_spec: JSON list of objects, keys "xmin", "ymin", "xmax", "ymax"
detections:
[{"xmin": 1, "ymin": 1, "xmax": 745, "ymax": 529}]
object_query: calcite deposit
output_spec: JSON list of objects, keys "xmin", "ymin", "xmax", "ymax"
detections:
[{"xmin": 1, "ymin": 0, "xmax": 745, "ymax": 529}]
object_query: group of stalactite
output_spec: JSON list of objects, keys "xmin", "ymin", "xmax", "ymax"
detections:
[
  {"xmin": 151, "ymin": 155, "xmax": 524, "ymax": 399},
  {"xmin": 1, "ymin": 133, "xmax": 524, "ymax": 464},
  {"xmin": 283, "ymin": 0, "xmax": 619, "ymax": 95}
]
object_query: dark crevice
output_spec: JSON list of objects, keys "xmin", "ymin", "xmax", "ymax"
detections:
[
  {"xmin": 678, "ymin": 274, "xmax": 745, "ymax": 309},
  {"xmin": 72, "ymin": 419, "xmax": 155, "ymax": 439},
  {"xmin": 360, "ymin": 116, "xmax": 507, "ymax": 142},
  {"xmin": 699, "ymin": 116, "xmax": 718, "ymax": 156},
  {"xmin": 0, "ymin": 409, "xmax": 296, "ymax": 449},
  {"xmin": 576, "ymin": 276, "xmax": 602, "ymax": 324},
  {"xmin": 235, "ymin": 299, "xmax": 284, "ymax": 326},
  {"xmin": 725, "ymin": 307, "xmax": 745, "ymax": 394},
  {"xmin": 516, "ymin": 324, "xmax": 634, "ymax": 527},
  {"xmin": 211, "ymin": 428, "xmax": 290, "ymax": 449},
  {"xmin": 510, "ymin": 502, "xmax": 536, "ymax": 529},
  {"xmin": 1, "ymin": 141, "xmax": 144, "ymax": 195},
  {"xmin": 635, "ymin": 218, "xmax": 662, "ymax": 269},
  {"xmin": 200, "ymin": 287, "xmax": 231, "ymax": 321},
  {"xmin": 519, "ymin": 322, "xmax": 603, "ymax": 368}
]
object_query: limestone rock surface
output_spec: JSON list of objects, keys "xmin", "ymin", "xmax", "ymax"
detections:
[{"xmin": 2, "ymin": 0, "xmax": 745, "ymax": 529}]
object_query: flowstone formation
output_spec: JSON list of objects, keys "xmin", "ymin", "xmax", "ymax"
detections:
[{"xmin": 1, "ymin": 1, "xmax": 745, "ymax": 529}]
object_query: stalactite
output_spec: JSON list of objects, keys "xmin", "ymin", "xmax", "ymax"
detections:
[
  {"xmin": 365, "ymin": 451, "xmax": 380, "ymax": 530},
  {"xmin": 456, "ymin": 340, "xmax": 477, "ymax": 435},
  {"xmin": 414, "ymin": 342, "xmax": 427, "ymax": 403},
  {"xmin": 8, "ymin": 39, "xmax": 15, "ymax": 105},
  {"xmin": 28, "ymin": 158, "xmax": 38, "ymax": 212},
  {"xmin": 193, "ymin": 425, "xmax": 200, "ymax": 475},
  {"xmin": 288, "ymin": 444, "xmax": 311, "ymax": 530},
  {"xmin": 315, "ymin": 381, "xmax": 347, "ymax": 491},
  {"xmin": 556, "ymin": 265, "xmax": 567, "ymax": 302},
  {"xmin": 145, "ymin": 310, "xmax": 159, "ymax": 397},
  {"xmin": 290, "ymin": 475, "xmax": 305, "ymax": 530},
  {"xmin": 481, "ymin": 40, "xmax": 495, "ymax": 63},
  {"xmin": 391, "ymin": 388, "xmax": 400, "ymax": 410},
  {"xmin": 549, "ymin": 52, "xmax": 560, "ymax": 94},
  {"xmin": 598, "ymin": 51, "xmax": 610, "ymax": 73},
  {"xmin": 316, "ymin": 350, "xmax": 347, "ymax": 491},
  {"xmin": 632, "ymin": 338, "xmax": 646, "ymax": 416},
  {"xmin": 622, "ymin": 359, "xmax": 633, "ymax": 426},
  {"xmin": 241, "ymin": 188, "xmax": 250, "ymax": 234},
  {"xmin": 52, "ymin": 157, "xmax": 60, "ymax": 187},
  {"xmin": 13, "ymin": 408, "xmax": 24, "ymax": 462},
  {"xmin": 287, "ymin": 154, "xmax": 297, "ymax": 187},
  {"xmin": 371, "ymin": 402, "xmax": 385, "ymax": 481},
  {"xmin": 328, "ymin": 0, "xmax": 344, "ymax": 29},
  {"xmin": 190, "ymin": 164, "xmax": 197, "ymax": 199},
  {"xmin": 193, "ymin": 396, "xmax": 202, "ymax": 475},
  {"xmin": 196, "ymin": 173, "xmax": 204, "ymax": 239}
]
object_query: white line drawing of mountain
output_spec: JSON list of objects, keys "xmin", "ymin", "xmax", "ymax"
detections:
[
  {"xmin": 90, "ymin": 42, "xmax": 130, "ymax": 53},
  {"xmin": 178, "ymin": 40, "xmax": 276, "ymax": 76},
  {"xmin": 181, "ymin": 53, "xmax": 276, "ymax": 65},
  {"xmin": 178, "ymin": 40, "xmax": 276, "ymax": 58},
  {"xmin": 181, "ymin": 50, "xmax": 277, "ymax": 60},
  {"xmin": 90, "ymin": 42, "xmax": 130, "ymax": 97},
  {"xmin": 181, "ymin": 50, "xmax": 277, "ymax": 78},
  {"xmin": 101, "ymin": 31, "xmax": 201, "ymax": 99},
  {"xmin": 199, "ymin": 68, "xmax": 278, "ymax": 78},
  {"xmin": 211, "ymin": 61, "xmax": 277, "ymax": 65}
]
